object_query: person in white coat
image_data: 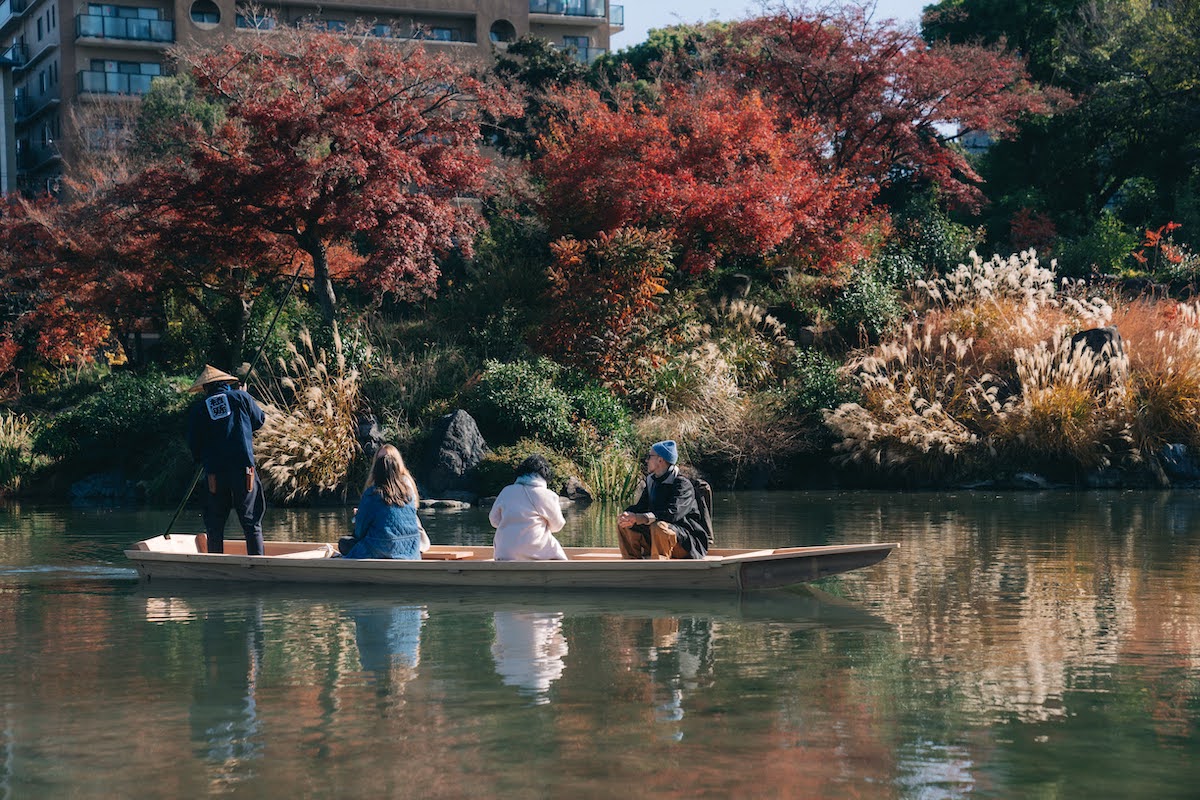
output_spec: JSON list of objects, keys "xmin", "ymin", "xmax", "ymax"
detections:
[{"xmin": 489, "ymin": 455, "xmax": 568, "ymax": 561}]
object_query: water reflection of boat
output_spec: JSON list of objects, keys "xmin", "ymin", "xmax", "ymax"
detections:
[
  {"xmin": 491, "ymin": 611, "xmax": 568, "ymax": 705},
  {"xmin": 130, "ymin": 584, "xmax": 889, "ymax": 631},
  {"xmin": 126, "ymin": 537, "xmax": 898, "ymax": 592}
]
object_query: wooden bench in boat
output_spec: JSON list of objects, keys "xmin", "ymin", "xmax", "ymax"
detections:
[{"xmin": 420, "ymin": 550, "xmax": 475, "ymax": 561}]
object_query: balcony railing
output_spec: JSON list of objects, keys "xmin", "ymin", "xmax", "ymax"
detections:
[
  {"xmin": 76, "ymin": 13, "xmax": 174, "ymax": 43},
  {"xmin": 1, "ymin": 41, "xmax": 26, "ymax": 66},
  {"xmin": 610, "ymin": 4, "xmax": 623, "ymax": 26},
  {"xmin": 77, "ymin": 70, "xmax": 158, "ymax": 96},
  {"xmin": 14, "ymin": 93, "xmax": 57, "ymax": 120},
  {"xmin": 16, "ymin": 140, "xmax": 59, "ymax": 170},
  {"xmin": 530, "ymin": 1, "xmax": 606, "ymax": 19},
  {"xmin": 0, "ymin": 0, "xmax": 29, "ymax": 31}
]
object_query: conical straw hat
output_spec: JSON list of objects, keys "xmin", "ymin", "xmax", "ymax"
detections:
[{"xmin": 188, "ymin": 364, "xmax": 239, "ymax": 393}]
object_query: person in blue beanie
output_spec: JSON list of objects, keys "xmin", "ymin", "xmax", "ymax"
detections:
[
  {"xmin": 617, "ymin": 440, "xmax": 708, "ymax": 559},
  {"xmin": 186, "ymin": 365, "xmax": 266, "ymax": 555}
]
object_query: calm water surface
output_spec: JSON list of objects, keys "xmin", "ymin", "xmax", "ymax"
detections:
[{"xmin": 2, "ymin": 491, "xmax": 1199, "ymax": 798}]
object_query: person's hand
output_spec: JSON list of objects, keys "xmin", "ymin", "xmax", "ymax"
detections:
[{"xmin": 618, "ymin": 511, "xmax": 634, "ymax": 527}]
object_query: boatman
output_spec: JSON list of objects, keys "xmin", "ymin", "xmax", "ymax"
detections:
[
  {"xmin": 617, "ymin": 440, "xmax": 709, "ymax": 560},
  {"xmin": 186, "ymin": 365, "xmax": 267, "ymax": 556}
]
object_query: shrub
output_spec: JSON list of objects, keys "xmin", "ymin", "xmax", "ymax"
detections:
[
  {"xmin": 566, "ymin": 381, "xmax": 635, "ymax": 449},
  {"xmin": 889, "ymin": 190, "xmax": 982, "ymax": 275},
  {"xmin": 1054, "ymin": 214, "xmax": 1139, "ymax": 278},
  {"xmin": 538, "ymin": 226, "xmax": 674, "ymax": 388},
  {"xmin": 828, "ymin": 263, "xmax": 904, "ymax": 343},
  {"xmin": 464, "ymin": 358, "xmax": 637, "ymax": 460},
  {"xmin": 464, "ymin": 358, "xmax": 575, "ymax": 449},
  {"xmin": 473, "ymin": 438, "xmax": 583, "ymax": 497},
  {"xmin": 33, "ymin": 371, "xmax": 189, "ymax": 463},
  {"xmin": 786, "ymin": 349, "xmax": 859, "ymax": 417}
]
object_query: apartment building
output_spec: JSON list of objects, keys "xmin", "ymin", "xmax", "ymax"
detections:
[{"xmin": 0, "ymin": 0, "xmax": 625, "ymax": 193}]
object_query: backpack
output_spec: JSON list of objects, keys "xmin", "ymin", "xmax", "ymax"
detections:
[{"xmin": 689, "ymin": 476, "xmax": 714, "ymax": 547}]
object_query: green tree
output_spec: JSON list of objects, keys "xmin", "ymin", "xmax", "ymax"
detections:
[{"xmin": 928, "ymin": 0, "xmax": 1200, "ymax": 245}]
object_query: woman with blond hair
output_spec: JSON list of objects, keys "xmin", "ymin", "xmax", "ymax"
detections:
[{"xmin": 339, "ymin": 445, "xmax": 430, "ymax": 559}]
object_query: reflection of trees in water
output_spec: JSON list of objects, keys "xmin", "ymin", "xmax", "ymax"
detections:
[
  {"xmin": 261, "ymin": 509, "xmax": 355, "ymax": 544},
  {"xmin": 818, "ymin": 492, "xmax": 1200, "ymax": 733},
  {"xmin": 190, "ymin": 603, "xmax": 265, "ymax": 792},
  {"xmin": 1, "ymin": 702, "xmax": 12, "ymax": 800}
]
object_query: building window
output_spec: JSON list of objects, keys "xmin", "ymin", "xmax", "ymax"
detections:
[
  {"xmin": 236, "ymin": 12, "xmax": 276, "ymax": 29},
  {"xmin": 89, "ymin": 4, "xmax": 161, "ymax": 19},
  {"xmin": 37, "ymin": 17, "xmax": 42, "ymax": 40},
  {"xmin": 189, "ymin": 0, "xmax": 220, "ymax": 27},
  {"xmin": 490, "ymin": 20, "xmax": 516, "ymax": 43},
  {"xmin": 427, "ymin": 27, "xmax": 460, "ymax": 41},
  {"xmin": 82, "ymin": 60, "xmax": 162, "ymax": 95},
  {"xmin": 318, "ymin": 19, "xmax": 347, "ymax": 32}
]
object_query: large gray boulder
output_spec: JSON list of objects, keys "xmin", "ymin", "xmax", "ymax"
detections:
[
  {"xmin": 1070, "ymin": 325, "xmax": 1124, "ymax": 360},
  {"xmin": 423, "ymin": 410, "xmax": 488, "ymax": 498}
]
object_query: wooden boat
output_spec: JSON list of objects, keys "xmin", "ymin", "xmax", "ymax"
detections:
[{"xmin": 126, "ymin": 535, "xmax": 898, "ymax": 592}]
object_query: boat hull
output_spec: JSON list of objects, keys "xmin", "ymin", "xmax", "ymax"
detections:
[{"xmin": 126, "ymin": 537, "xmax": 897, "ymax": 592}]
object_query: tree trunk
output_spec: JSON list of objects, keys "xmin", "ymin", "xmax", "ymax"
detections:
[
  {"xmin": 303, "ymin": 234, "xmax": 338, "ymax": 328},
  {"xmin": 230, "ymin": 295, "xmax": 253, "ymax": 376}
]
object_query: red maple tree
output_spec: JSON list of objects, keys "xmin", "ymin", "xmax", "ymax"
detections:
[
  {"xmin": 118, "ymin": 27, "xmax": 518, "ymax": 328},
  {"xmin": 720, "ymin": 5, "xmax": 1070, "ymax": 210},
  {"xmin": 534, "ymin": 77, "xmax": 868, "ymax": 275},
  {"xmin": 539, "ymin": 226, "xmax": 675, "ymax": 389},
  {"xmin": 0, "ymin": 196, "xmax": 117, "ymax": 377}
]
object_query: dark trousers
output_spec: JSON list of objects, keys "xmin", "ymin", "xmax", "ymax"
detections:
[{"xmin": 204, "ymin": 469, "xmax": 266, "ymax": 555}]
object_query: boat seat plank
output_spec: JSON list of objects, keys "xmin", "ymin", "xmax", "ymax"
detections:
[
  {"xmin": 274, "ymin": 545, "xmax": 335, "ymax": 559},
  {"xmin": 573, "ymin": 552, "xmax": 626, "ymax": 560},
  {"xmin": 421, "ymin": 550, "xmax": 475, "ymax": 561}
]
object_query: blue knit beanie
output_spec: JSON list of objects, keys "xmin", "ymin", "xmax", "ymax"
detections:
[{"xmin": 651, "ymin": 440, "xmax": 678, "ymax": 464}]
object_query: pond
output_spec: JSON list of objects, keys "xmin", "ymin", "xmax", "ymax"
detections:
[{"xmin": 1, "ymin": 491, "xmax": 1199, "ymax": 798}]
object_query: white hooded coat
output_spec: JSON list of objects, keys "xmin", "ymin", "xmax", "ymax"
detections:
[{"xmin": 488, "ymin": 476, "xmax": 568, "ymax": 561}]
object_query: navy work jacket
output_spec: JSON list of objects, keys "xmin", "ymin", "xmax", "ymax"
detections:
[{"xmin": 187, "ymin": 384, "xmax": 266, "ymax": 473}]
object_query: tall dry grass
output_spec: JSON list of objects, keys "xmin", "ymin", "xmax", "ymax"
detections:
[
  {"xmin": 826, "ymin": 250, "xmax": 1136, "ymax": 480},
  {"xmin": 1114, "ymin": 300, "xmax": 1200, "ymax": 455},
  {"xmin": 0, "ymin": 412, "xmax": 36, "ymax": 493},
  {"xmin": 252, "ymin": 328, "xmax": 365, "ymax": 503}
]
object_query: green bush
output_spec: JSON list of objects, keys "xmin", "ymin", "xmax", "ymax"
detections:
[
  {"xmin": 568, "ymin": 384, "xmax": 635, "ymax": 449},
  {"xmin": 33, "ymin": 371, "xmax": 190, "ymax": 463},
  {"xmin": 472, "ymin": 439, "xmax": 583, "ymax": 497},
  {"xmin": 1054, "ymin": 214, "xmax": 1139, "ymax": 278},
  {"xmin": 786, "ymin": 350, "xmax": 859, "ymax": 417},
  {"xmin": 829, "ymin": 265, "xmax": 904, "ymax": 342},
  {"xmin": 890, "ymin": 191, "xmax": 981, "ymax": 275},
  {"xmin": 464, "ymin": 358, "xmax": 576, "ymax": 449}
]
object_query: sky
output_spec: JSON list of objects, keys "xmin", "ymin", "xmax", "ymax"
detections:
[{"xmin": 611, "ymin": 1, "xmax": 930, "ymax": 48}]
